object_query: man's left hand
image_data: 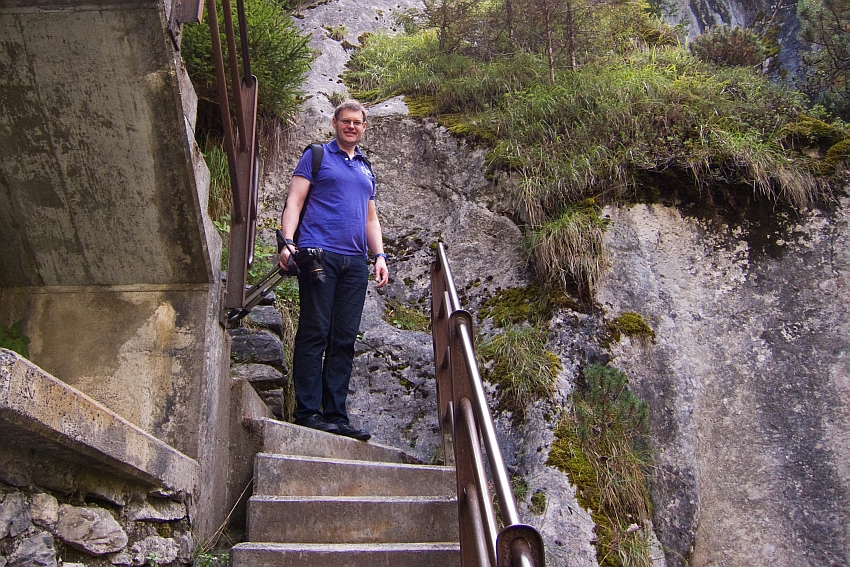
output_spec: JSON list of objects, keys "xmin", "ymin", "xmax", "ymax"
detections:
[{"xmin": 374, "ymin": 257, "xmax": 389, "ymax": 288}]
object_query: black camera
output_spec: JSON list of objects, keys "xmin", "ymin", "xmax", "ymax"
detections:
[{"xmin": 295, "ymin": 247, "xmax": 326, "ymax": 284}]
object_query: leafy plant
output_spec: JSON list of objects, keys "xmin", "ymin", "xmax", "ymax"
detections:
[
  {"xmin": 0, "ymin": 321, "xmax": 30, "ymax": 358},
  {"xmin": 181, "ymin": 0, "xmax": 312, "ymax": 123},
  {"xmin": 477, "ymin": 325, "xmax": 560, "ymax": 414},
  {"xmin": 548, "ymin": 364, "xmax": 653, "ymax": 567}
]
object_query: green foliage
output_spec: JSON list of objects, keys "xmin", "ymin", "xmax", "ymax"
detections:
[
  {"xmin": 690, "ymin": 25, "xmax": 767, "ymax": 67},
  {"xmin": 382, "ymin": 297, "xmax": 431, "ymax": 331},
  {"xmin": 548, "ymin": 364, "xmax": 653, "ymax": 567},
  {"xmin": 0, "ymin": 321, "xmax": 30, "ymax": 358},
  {"xmin": 797, "ymin": 0, "xmax": 850, "ymax": 120},
  {"xmin": 202, "ymin": 140, "xmax": 232, "ymax": 228},
  {"xmin": 346, "ymin": 26, "xmax": 838, "ymax": 292},
  {"xmin": 194, "ymin": 551, "xmax": 229, "ymax": 567},
  {"xmin": 181, "ymin": 0, "xmax": 312, "ymax": 122},
  {"xmin": 477, "ymin": 325, "xmax": 560, "ymax": 414}
]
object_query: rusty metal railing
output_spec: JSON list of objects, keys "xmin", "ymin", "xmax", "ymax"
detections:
[
  {"xmin": 203, "ymin": 0, "xmax": 260, "ymax": 310},
  {"xmin": 431, "ymin": 243, "xmax": 545, "ymax": 567}
]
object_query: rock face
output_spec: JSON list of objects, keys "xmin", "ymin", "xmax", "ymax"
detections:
[
  {"xmin": 255, "ymin": 1, "xmax": 849, "ymax": 566},
  {"xmin": 598, "ymin": 200, "xmax": 850, "ymax": 567}
]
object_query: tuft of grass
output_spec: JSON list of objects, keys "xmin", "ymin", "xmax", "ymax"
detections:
[
  {"xmin": 477, "ymin": 325, "xmax": 560, "ymax": 415},
  {"xmin": 524, "ymin": 200, "xmax": 609, "ymax": 295},
  {"xmin": 548, "ymin": 364, "xmax": 653, "ymax": 567},
  {"xmin": 202, "ymin": 140, "xmax": 231, "ymax": 229}
]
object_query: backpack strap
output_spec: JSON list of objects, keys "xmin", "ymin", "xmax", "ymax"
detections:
[{"xmin": 308, "ymin": 143, "xmax": 323, "ymax": 180}]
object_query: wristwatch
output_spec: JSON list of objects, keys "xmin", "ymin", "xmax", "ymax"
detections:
[{"xmin": 374, "ymin": 253, "xmax": 388, "ymax": 262}]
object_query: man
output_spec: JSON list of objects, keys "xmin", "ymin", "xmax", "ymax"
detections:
[{"xmin": 279, "ymin": 100, "xmax": 388, "ymax": 441}]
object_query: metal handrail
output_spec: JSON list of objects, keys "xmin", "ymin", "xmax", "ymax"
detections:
[
  {"xmin": 203, "ymin": 0, "xmax": 260, "ymax": 310},
  {"xmin": 430, "ymin": 243, "xmax": 545, "ymax": 567}
]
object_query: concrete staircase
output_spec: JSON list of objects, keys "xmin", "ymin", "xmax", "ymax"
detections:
[{"xmin": 230, "ymin": 418, "xmax": 461, "ymax": 566}]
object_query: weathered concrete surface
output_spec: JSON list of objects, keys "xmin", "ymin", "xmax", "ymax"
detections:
[
  {"xmin": 0, "ymin": 349, "xmax": 200, "ymax": 497},
  {"xmin": 598, "ymin": 198, "xmax": 850, "ymax": 567},
  {"xmin": 0, "ymin": 1, "xmax": 219, "ymax": 287},
  {"xmin": 0, "ymin": 286, "xmax": 217, "ymax": 456}
]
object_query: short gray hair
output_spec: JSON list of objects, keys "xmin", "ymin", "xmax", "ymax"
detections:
[{"xmin": 334, "ymin": 99, "xmax": 367, "ymax": 122}]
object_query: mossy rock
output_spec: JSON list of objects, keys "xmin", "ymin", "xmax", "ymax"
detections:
[
  {"xmin": 826, "ymin": 138, "xmax": 850, "ymax": 166},
  {"xmin": 780, "ymin": 116, "xmax": 848, "ymax": 149},
  {"xmin": 607, "ymin": 312, "xmax": 656, "ymax": 343}
]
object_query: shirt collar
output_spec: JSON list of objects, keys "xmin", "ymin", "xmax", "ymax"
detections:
[{"xmin": 328, "ymin": 138, "xmax": 362, "ymax": 157}]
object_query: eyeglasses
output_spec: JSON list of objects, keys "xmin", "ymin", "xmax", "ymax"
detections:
[{"xmin": 338, "ymin": 119, "xmax": 364, "ymax": 127}]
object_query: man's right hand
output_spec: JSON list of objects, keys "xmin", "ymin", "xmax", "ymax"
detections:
[{"xmin": 279, "ymin": 243, "xmax": 298, "ymax": 271}]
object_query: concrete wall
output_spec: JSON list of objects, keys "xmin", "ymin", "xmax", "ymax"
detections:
[{"xmin": 0, "ymin": 0, "xmax": 231, "ymax": 545}]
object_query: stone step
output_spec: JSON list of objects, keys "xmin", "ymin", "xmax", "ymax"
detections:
[
  {"xmin": 247, "ymin": 495, "xmax": 459, "ymax": 544},
  {"xmin": 254, "ymin": 453, "xmax": 456, "ymax": 498},
  {"xmin": 255, "ymin": 417, "xmax": 419, "ymax": 464},
  {"xmin": 230, "ymin": 542, "xmax": 460, "ymax": 567}
]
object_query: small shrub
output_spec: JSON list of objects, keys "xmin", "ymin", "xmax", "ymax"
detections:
[
  {"xmin": 690, "ymin": 25, "xmax": 767, "ymax": 67},
  {"xmin": 548, "ymin": 364, "xmax": 653, "ymax": 567},
  {"xmin": 324, "ymin": 24, "xmax": 347, "ymax": 41},
  {"xmin": 0, "ymin": 321, "xmax": 30, "ymax": 358},
  {"xmin": 181, "ymin": 0, "xmax": 312, "ymax": 122}
]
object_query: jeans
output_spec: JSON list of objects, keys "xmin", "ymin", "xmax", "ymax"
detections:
[{"xmin": 292, "ymin": 250, "xmax": 368, "ymax": 425}]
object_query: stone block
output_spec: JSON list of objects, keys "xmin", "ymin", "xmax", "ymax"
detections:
[
  {"xmin": 228, "ymin": 328, "xmax": 285, "ymax": 366},
  {"xmin": 55, "ymin": 505, "xmax": 128, "ymax": 556}
]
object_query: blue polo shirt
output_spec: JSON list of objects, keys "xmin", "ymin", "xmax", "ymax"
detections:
[{"xmin": 292, "ymin": 139, "xmax": 376, "ymax": 257}]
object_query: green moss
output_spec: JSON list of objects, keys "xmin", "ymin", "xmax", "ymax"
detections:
[
  {"xmin": 780, "ymin": 116, "xmax": 849, "ymax": 148},
  {"xmin": 530, "ymin": 490, "xmax": 547, "ymax": 515},
  {"xmin": 383, "ymin": 297, "xmax": 430, "ymax": 332},
  {"xmin": 405, "ymin": 95, "xmax": 436, "ymax": 118},
  {"xmin": 826, "ymin": 138, "xmax": 850, "ymax": 165},
  {"xmin": 478, "ymin": 282, "xmax": 582, "ymax": 328},
  {"xmin": 477, "ymin": 325, "xmax": 560, "ymax": 416},
  {"xmin": 608, "ymin": 312, "xmax": 656, "ymax": 343}
]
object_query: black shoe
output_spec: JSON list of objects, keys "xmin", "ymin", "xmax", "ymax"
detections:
[
  {"xmin": 335, "ymin": 423, "xmax": 371, "ymax": 442},
  {"xmin": 295, "ymin": 414, "xmax": 340, "ymax": 434}
]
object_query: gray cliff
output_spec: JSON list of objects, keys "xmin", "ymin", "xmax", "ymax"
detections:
[{"xmin": 255, "ymin": 1, "xmax": 849, "ymax": 566}]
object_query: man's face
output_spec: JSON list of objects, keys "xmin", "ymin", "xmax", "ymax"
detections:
[{"xmin": 332, "ymin": 109, "xmax": 366, "ymax": 148}]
